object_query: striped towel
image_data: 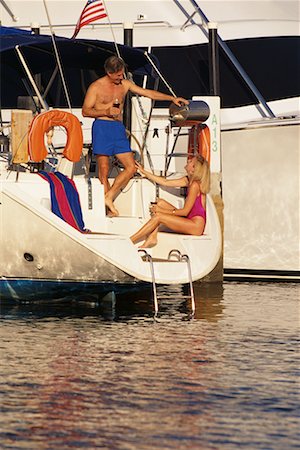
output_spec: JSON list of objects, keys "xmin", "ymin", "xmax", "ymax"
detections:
[{"xmin": 39, "ymin": 171, "xmax": 87, "ymax": 232}]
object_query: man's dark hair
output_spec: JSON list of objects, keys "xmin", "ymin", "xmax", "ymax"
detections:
[{"xmin": 104, "ymin": 56, "xmax": 126, "ymax": 74}]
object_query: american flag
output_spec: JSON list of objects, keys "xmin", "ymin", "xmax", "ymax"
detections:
[{"xmin": 72, "ymin": 0, "xmax": 107, "ymax": 38}]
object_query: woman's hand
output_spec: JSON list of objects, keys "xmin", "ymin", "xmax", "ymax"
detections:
[
  {"xmin": 149, "ymin": 203, "xmax": 158, "ymax": 215},
  {"xmin": 135, "ymin": 161, "xmax": 148, "ymax": 177},
  {"xmin": 149, "ymin": 203, "xmax": 175, "ymax": 216}
]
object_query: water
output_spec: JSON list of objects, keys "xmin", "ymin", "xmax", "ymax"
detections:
[{"xmin": 0, "ymin": 282, "xmax": 299, "ymax": 450}]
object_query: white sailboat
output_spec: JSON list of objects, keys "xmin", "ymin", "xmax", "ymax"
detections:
[
  {"xmin": 0, "ymin": 14, "xmax": 223, "ymax": 301},
  {"xmin": 0, "ymin": 0, "xmax": 299, "ymax": 295}
]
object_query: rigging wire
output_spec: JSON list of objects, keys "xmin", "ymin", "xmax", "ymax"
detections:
[
  {"xmin": 102, "ymin": 0, "xmax": 121, "ymax": 58},
  {"xmin": 42, "ymin": 0, "xmax": 72, "ymax": 112},
  {"xmin": 144, "ymin": 52, "xmax": 177, "ymax": 97}
]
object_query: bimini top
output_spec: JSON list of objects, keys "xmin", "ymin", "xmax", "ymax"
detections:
[{"xmin": 0, "ymin": 26, "xmax": 159, "ymax": 108}]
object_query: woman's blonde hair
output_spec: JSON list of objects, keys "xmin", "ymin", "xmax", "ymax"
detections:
[{"xmin": 189, "ymin": 155, "xmax": 210, "ymax": 193}]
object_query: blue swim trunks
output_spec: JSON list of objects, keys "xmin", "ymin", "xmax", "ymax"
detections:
[{"xmin": 92, "ymin": 119, "xmax": 131, "ymax": 156}]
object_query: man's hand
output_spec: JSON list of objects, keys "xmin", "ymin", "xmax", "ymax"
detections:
[
  {"xmin": 106, "ymin": 102, "xmax": 121, "ymax": 119},
  {"xmin": 172, "ymin": 97, "xmax": 189, "ymax": 107}
]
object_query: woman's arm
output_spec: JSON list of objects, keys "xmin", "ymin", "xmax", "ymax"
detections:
[
  {"xmin": 136, "ymin": 162, "xmax": 188, "ymax": 188},
  {"xmin": 151, "ymin": 181, "xmax": 201, "ymax": 217}
]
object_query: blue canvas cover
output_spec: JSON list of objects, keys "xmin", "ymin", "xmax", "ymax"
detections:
[{"xmin": 0, "ymin": 26, "xmax": 158, "ymax": 108}]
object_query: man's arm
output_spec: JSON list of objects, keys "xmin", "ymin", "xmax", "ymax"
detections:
[{"xmin": 125, "ymin": 80, "xmax": 188, "ymax": 107}]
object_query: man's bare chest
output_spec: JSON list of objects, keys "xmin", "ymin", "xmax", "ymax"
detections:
[{"xmin": 97, "ymin": 85, "xmax": 126, "ymax": 104}]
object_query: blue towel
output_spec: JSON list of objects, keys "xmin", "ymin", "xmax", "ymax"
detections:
[{"xmin": 39, "ymin": 171, "xmax": 86, "ymax": 232}]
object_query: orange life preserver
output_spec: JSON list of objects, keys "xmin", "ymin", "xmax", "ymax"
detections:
[
  {"xmin": 188, "ymin": 123, "xmax": 210, "ymax": 164},
  {"xmin": 28, "ymin": 109, "xmax": 83, "ymax": 162}
]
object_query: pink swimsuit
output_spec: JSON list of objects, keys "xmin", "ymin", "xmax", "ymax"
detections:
[{"xmin": 187, "ymin": 191, "xmax": 206, "ymax": 222}]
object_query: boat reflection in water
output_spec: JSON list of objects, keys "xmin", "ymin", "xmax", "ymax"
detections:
[{"xmin": 0, "ymin": 281, "xmax": 225, "ymax": 321}]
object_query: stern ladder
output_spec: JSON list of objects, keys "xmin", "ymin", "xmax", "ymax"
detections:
[{"xmin": 138, "ymin": 249, "xmax": 195, "ymax": 317}]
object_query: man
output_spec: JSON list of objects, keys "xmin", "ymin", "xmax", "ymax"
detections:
[{"xmin": 82, "ymin": 56, "xmax": 188, "ymax": 216}]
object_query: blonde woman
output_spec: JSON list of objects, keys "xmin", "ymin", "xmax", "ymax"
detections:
[{"xmin": 130, "ymin": 155, "xmax": 210, "ymax": 248}]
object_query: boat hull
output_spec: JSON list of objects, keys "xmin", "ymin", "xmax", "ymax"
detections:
[
  {"xmin": 0, "ymin": 278, "xmax": 148, "ymax": 302},
  {"xmin": 0, "ymin": 174, "xmax": 222, "ymax": 296}
]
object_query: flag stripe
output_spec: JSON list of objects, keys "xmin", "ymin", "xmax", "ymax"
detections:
[
  {"xmin": 81, "ymin": 3, "xmax": 105, "ymax": 15},
  {"xmin": 81, "ymin": 8, "xmax": 106, "ymax": 22},
  {"xmin": 81, "ymin": 10, "xmax": 106, "ymax": 23},
  {"xmin": 81, "ymin": 6, "xmax": 105, "ymax": 19},
  {"xmin": 79, "ymin": 14, "xmax": 107, "ymax": 28},
  {"xmin": 72, "ymin": 0, "xmax": 107, "ymax": 39}
]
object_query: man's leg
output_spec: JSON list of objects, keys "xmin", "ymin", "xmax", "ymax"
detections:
[
  {"xmin": 105, "ymin": 151, "xmax": 136, "ymax": 216},
  {"xmin": 96, "ymin": 155, "xmax": 111, "ymax": 194}
]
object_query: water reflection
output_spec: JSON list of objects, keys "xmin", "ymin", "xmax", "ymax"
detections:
[
  {"xmin": 0, "ymin": 284, "xmax": 226, "ymax": 449},
  {"xmin": 0, "ymin": 282, "xmax": 299, "ymax": 450},
  {"xmin": 0, "ymin": 282, "xmax": 225, "ymax": 322}
]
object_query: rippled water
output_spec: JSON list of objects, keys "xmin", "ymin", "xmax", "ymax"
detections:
[{"xmin": 0, "ymin": 282, "xmax": 299, "ymax": 450}]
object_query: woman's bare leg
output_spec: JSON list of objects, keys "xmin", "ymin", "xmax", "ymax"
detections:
[
  {"xmin": 131, "ymin": 213, "xmax": 205, "ymax": 246},
  {"xmin": 139, "ymin": 227, "xmax": 159, "ymax": 248},
  {"xmin": 156, "ymin": 198, "xmax": 174, "ymax": 211},
  {"xmin": 157, "ymin": 213, "xmax": 205, "ymax": 235},
  {"xmin": 130, "ymin": 216, "xmax": 160, "ymax": 244}
]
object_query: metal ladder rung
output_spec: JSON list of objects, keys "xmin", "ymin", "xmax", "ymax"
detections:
[
  {"xmin": 138, "ymin": 248, "xmax": 195, "ymax": 317},
  {"xmin": 155, "ymin": 295, "xmax": 193, "ymax": 299}
]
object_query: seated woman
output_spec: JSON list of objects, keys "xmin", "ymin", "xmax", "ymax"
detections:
[{"xmin": 130, "ymin": 155, "xmax": 210, "ymax": 248}]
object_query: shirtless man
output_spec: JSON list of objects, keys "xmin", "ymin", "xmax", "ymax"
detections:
[{"xmin": 82, "ymin": 55, "xmax": 188, "ymax": 216}]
